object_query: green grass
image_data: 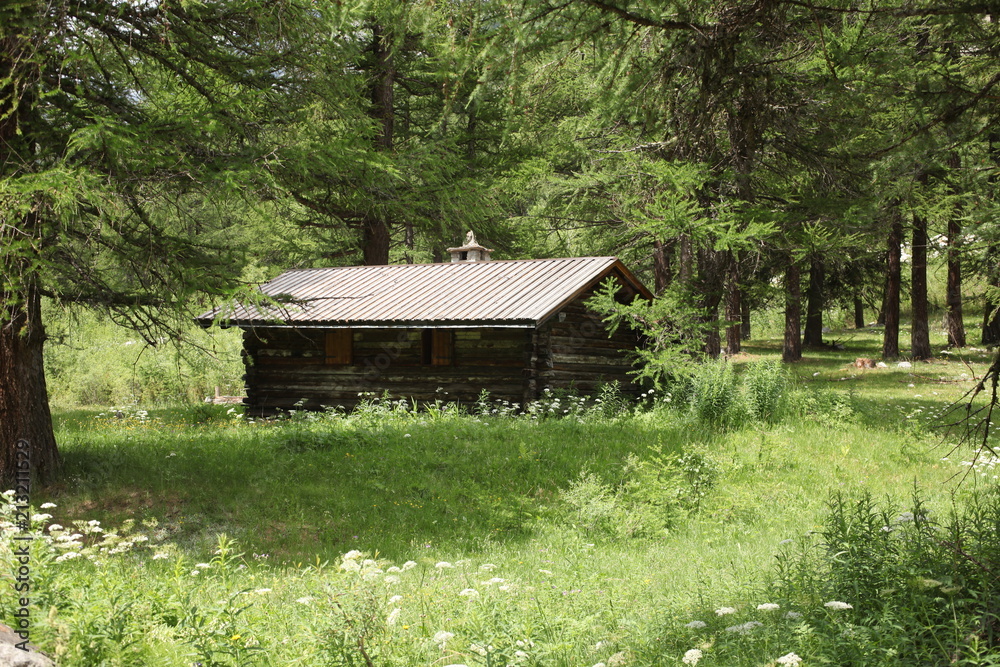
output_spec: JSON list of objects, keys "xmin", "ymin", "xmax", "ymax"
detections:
[{"xmin": 5, "ymin": 326, "xmax": 1000, "ymax": 665}]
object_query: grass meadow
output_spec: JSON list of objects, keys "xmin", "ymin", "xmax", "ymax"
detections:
[{"xmin": 6, "ymin": 324, "xmax": 1000, "ymax": 666}]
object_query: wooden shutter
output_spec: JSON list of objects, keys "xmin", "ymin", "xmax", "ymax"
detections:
[
  {"xmin": 325, "ymin": 329, "xmax": 352, "ymax": 365},
  {"xmin": 431, "ymin": 330, "xmax": 453, "ymax": 366}
]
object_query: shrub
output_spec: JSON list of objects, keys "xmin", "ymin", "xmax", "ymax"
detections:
[
  {"xmin": 742, "ymin": 359, "xmax": 787, "ymax": 424},
  {"xmin": 689, "ymin": 360, "xmax": 741, "ymax": 427},
  {"xmin": 561, "ymin": 448, "xmax": 719, "ymax": 539},
  {"xmin": 766, "ymin": 488, "xmax": 1000, "ymax": 665}
]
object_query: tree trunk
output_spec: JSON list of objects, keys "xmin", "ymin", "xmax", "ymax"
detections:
[
  {"xmin": 704, "ymin": 318, "xmax": 721, "ymax": 359},
  {"xmin": 853, "ymin": 297, "xmax": 865, "ymax": 329},
  {"xmin": 0, "ymin": 277, "xmax": 60, "ymax": 487},
  {"xmin": 678, "ymin": 235, "xmax": 693, "ymax": 285},
  {"xmin": 983, "ymin": 299, "xmax": 1000, "ymax": 347},
  {"xmin": 652, "ymin": 239, "xmax": 674, "ymax": 295},
  {"xmin": 361, "ymin": 21, "xmax": 395, "ymax": 265},
  {"xmin": 911, "ymin": 213, "xmax": 931, "ymax": 360},
  {"xmin": 802, "ymin": 256, "xmax": 824, "ymax": 347},
  {"xmin": 783, "ymin": 262, "xmax": 802, "ymax": 362},
  {"xmin": 0, "ymin": 25, "xmax": 60, "ymax": 486},
  {"xmin": 876, "ymin": 275, "xmax": 887, "ymax": 326},
  {"xmin": 883, "ymin": 212, "xmax": 902, "ymax": 360},
  {"xmin": 740, "ymin": 298, "xmax": 751, "ymax": 340},
  {"xmin": 697, "ymin": 247, "xmax": 727, "ymax": 359},
  {"xmin": 362, "ymin": 217, "xmax": 391, "ymax": 266},
  {"xmin": 945, "ymin": 216, "xmax": 966, "ymax": 348},
  {"xmin": 724, "ymin": 257, "xmax": 741, "ymax": 355}
]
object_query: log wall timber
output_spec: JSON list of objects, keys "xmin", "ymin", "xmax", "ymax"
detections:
[
  {"xmin": 532, "ymin": 288, "xmax": 641, "ymax": 397},
  {"xmin": 242, "ymin": 327, "xmax": 531, "ymax": 415},
  {"xmin": 240, "ymin": 284, "xmax": 642, "ymax": 416}
]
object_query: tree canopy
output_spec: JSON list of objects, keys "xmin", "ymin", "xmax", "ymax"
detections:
[{"xmin": 3, "ymin": 0, "xmax": 1000, "ymax": 483}]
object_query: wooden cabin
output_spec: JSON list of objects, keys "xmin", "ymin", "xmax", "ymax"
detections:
[{"xmin": 196, "ymin": 235, "xmax": 652, "ymax": 416}]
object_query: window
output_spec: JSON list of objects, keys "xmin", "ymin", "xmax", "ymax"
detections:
[
  {"xmin": 325, "ymin": 329, "xmax": 353, "ymax": 365},
  {"xmin": 421, "ymin": 329, "xmax": 453, "ymax": 366}
]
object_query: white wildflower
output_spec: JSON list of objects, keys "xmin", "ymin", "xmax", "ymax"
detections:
[
  {"xmin": 784, "ymin": 611, "xmax": 803, "ymax": 620},
  {"xmin": 384, "ymin": 575, "xmax": 400, "ymax": 584},
  {"xmin": 389, "ymin": 595, "xmax": 403, "ymax": 604},
  {"xmin": 824, "ymin": 600, "xmax": 853, "ymax": 610},
  {"xmin": 342, "ymin": 549, "xmax": 363, "ymax": 560},
  {"xmin": 538, "ymin": 569, "xmax": 553, "ymax": 575},
  {"xmin": 433, "ymin": 630, "xmax": 454, "ymax": 648},
  {"xmin": 776, "ymin": 652, "xmax": 803, "ymax": 666},
  {"xmin": 682, "ymin": 648, "xmax": 703, "ymax": 665},
  {"xmin": 435, "ymin": 561, "xmax": 454, "ymax": 569},
  {"xmin": 757, "ymin": 603, "xmax": 780, "ymax": 612},
  {"xmin": 715, "ymin": 606, "xmax": 737, "ymax": 616},
  {"xmin": 31, "ymin": 513, "xmax": 52, "ymax": 522},
  {"xmin": 684, "ymin": 620, "xmax": 707, "ymax": 629},
  {"xmin": 46, "ymin": 524, "xmax": 63, "ymax": 532},
  {"xmin": 54, "ymin": 552, "xmax": 81, "ymax": 562},
  {"xmin": 726, "ymin": 621, "xmax": 763, "ymax": 634},
  {"xmin": 458, "ymin": 588, "xmax": 480, "ymax": 598},
  {"xmin": 191, "ymin": 570, "xmax": 200, "ymax": 576},
  {"xmin": 40, "ymin": 502, "xmax": 57, "ymax": 509},
  {"xmin": 480, "ymin": 563, "xmax": 497, "ymax": 571},
  {"xmin": 152, "ymin": 553, "xmax": 169, "ymax": 560},
  {"xmin": 296, "ymin": 596, "xmax": 314, "ymax": 605},
  {"xmin": 387, "ymin": 608, "xmax": 400, "ymax": 626},
  {"xmin": 401, "ymin": 560, "xmax": 417, "ymax": 571},
  {"xmin": 253, "ymin": 588, "xmax": 271, "ymax": 595}
]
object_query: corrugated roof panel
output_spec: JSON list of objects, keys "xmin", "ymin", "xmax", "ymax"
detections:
[{"xmin": 196, "ymin": 257, "xmax": 649, "ymax": 327}]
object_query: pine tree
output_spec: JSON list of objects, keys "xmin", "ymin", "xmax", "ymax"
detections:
[{"xmin": 0, "ymin": 0, "xmax": 306, "ymax": 485}]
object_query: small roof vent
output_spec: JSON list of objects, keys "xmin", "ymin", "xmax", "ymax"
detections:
[{"xmin": 446, "ymin": 231, "xmax": 493, "ymax": 262}]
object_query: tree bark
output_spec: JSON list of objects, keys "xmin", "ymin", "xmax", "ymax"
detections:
[
  {"xmin": 0, "ymin": 276, "xmax": 60, "ymax": 487},
  {"xmin": 853, "ymin": 297, "xmax": 865, "ymax": 329},
  {"xmin": 678, "ymin": 235, "xmax": 693, "ymax": 286},
  {"xmin": 740, "ymin": 297, "xmax": 751, "ymax": 340},
  {"xmin": 802, "ymin": 256, "xmax": 824, "ymax": 347},
  {"xmin": 883, "ymin": 212, "xmax": 902, "ymax": 360},
  {"xmin": 652, "ymin": 239, "xmax": 674, "ymax": 294},
  {"xmin": 697, "ymin": 246, "xmax": 727, "ymax": 359},
  {"xmin": 911, "ymin": 213, "xmax": 931, "ymax": 360},
  {"xmin": 362, "ymin": 217, "xmax": 391, "ymax": 266},
  {"xmin": 724, "ymin": 256, "xmax": 741, "ymax": 355},
  {"xmin": 361, "ymin": 21, "xmax": 395, "ymax": 265},
  {"xmin": 783, "ymin": 261, "xmax": 802, "ymax": 362},
  {"xmin": 945, "ymin": 213, "xmax": 966, "ymax": 348},
  {"xmin": 0, "ymin": 23, "xmax": 60, "ymax": 485},
  {"xmin": 983, "ymin": 299, "xmax": 1000, "ymax": 347}
]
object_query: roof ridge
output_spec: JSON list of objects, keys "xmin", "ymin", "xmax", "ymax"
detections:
[{"xmin": 277, "ymin": 256, "xmax": 617, "ymax": 273}]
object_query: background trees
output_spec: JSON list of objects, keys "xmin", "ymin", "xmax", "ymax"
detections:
[{"xmin": 5, "ymin": 0, "xmax": 1000, "ymax": 484}]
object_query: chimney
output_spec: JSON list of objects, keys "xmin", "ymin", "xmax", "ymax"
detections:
[{"xmin": 446, "ymin": 231, "xmax": 493, "ymax": 262}]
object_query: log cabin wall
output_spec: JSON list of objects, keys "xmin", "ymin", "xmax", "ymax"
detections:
[
  {"xmin": 242, "ymin": 327, "xmax": 531, "ymax": 416},
  {"xmin": 532, "ymin": 287, "xmax": 641, "ymax": 398}
]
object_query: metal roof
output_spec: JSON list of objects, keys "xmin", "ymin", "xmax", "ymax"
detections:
[{"xmin": 197, "ymin": 257, "xmax": 652, "ymax": 328}]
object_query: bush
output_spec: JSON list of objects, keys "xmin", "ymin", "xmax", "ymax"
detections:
[
  {"xmin": 561, "ymin": 448, "xmax": 719, "ymax": 539},
  {"xmin": 689, "ymin": 360, "xmax": 741, "ymax": 427},
  {"xmin": 742, "ymin": 359, "xmax": 787, "ymax": 424},
  {"xmin": 767, "ymin": 488, "xmax": 1000, "ymax": 665}
]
